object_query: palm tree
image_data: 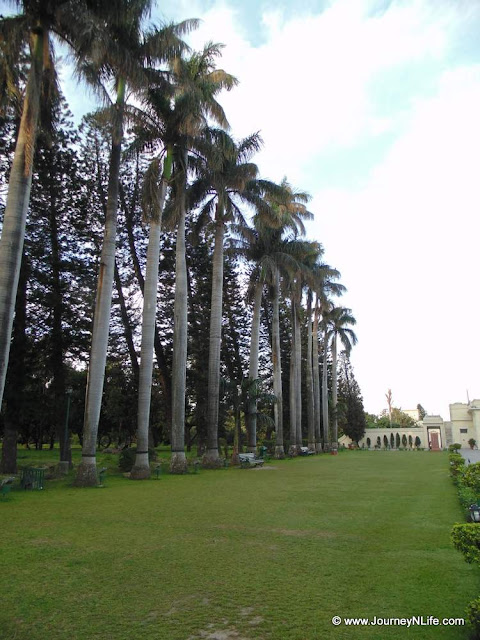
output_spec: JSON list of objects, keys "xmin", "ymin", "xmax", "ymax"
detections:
[
  {"xmin": 306, "ymin": 288, "xmax": 315, "ymax": 451},
  {"xmin": 0, "ymin": 0, "xmax": 108, "ymax": 409},
  {"xmin": 267, "ymin": 181, "xmax": 312, "ymax": 457},
  {"xmin": 191, "ymin": 130, "xmax": 288, "ymax": 466},
  {"xmin": 322, "ymin": 305, "xmax": 357, "ymax": 450},
  {"xmin": 129, "ymin": 155, "xmax": 171, "ymax": 479},
  {"xmin": 312, "ymin": 293, "xmax": 322, "ymax": 451},
  {"xmin": 311, "ymin": 276, "xmax": 343, "ymax": 452},
  {"xmin": 75, "ymin": 12, "xmax": 196, "ymax": 486},
  {"xmin": 306, "ymin": 265, "xmax": 344, "ymax": 452},
  {"xmin": 285, "ymin": 242, "xmax": 321, "ymax": 454},
  {"xmin": 231, "ymin": 227, "xmax": 270, "ymax": 454},
  {"xmin": 233, "ymin": 191, "xmax": 312, "ymax": 456},
  {"xmin": 151, "ymin": 45, "xmax": 237, "ymax": 473},
  {"xmin": 189, "ymin": 129, "xmax": 271, "ymax": 466}
]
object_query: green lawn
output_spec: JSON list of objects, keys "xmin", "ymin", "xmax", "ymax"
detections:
[{"xmin": 1, "ymin": 450, "xmax": 478, "ymax": 640}]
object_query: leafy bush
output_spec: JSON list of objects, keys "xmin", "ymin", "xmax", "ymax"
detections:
[
  {"xmin": 458, "ymin": 485, "xmax": 479, "ymax": 517},
  {"xmin": 466, "ymin": 596, "xmax": 480, "ymax": 639},
  {"xmin": 451, "ymin": 524, "xmax": 480, "ymax": 564},
  {"xmin": 118, "ymin": 447, "xmax": 157, "ymax": 472},
  {"xmin": 449, "ymin": 443, "xmax": 462, "ymax": 452},
  {"xmin": 449, "ymin": 453, "xmax": 466, "ymax": 482},
  {"xmin": 463, "ymin": 463, "xmax": 480, "ymax": 494}
]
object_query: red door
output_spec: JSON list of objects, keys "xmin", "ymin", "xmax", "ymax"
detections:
[{"xmin": 430, "ymin": 432, "xmax": 440, "ymax": 450}]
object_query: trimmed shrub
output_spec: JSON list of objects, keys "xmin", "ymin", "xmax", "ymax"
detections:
[
  {"xmin": 463, "ymin": 463, "xmax": 480, "ymax": 494},
  {"xmin": 458, "ymin": 486, "xmax": 479, "ymax": 517},
  {"xmin": 118, "ymin": 447, "xmax": 157, "ymax": 472},
  {"xmin": 449, "ymin": 454, "xmax": 466, "ymax": 482},
  {"xmin": 449, "ymin": 443, "xmax": 462, "ymax": 452},
  {"xmin": 466, "ymin": 597, "xmax": 480, "ymax": 639},
  {"xmin": 451, "ymin": 524, "xmax": 480, "ymax": 564}
]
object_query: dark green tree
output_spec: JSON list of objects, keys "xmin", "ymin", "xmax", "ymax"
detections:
[{"xmin": 337, "ymin": 352, "xmax": 365, "ymax": 445}]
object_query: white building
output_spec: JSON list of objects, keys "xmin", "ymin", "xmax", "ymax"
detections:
[{"xmin": 339, "ymin": 399, "xmax": 480, "ymax": 450}]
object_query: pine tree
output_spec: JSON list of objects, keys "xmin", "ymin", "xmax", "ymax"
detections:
[{"xmin": 337, "ymin": 352, "xmax": 366, "ymax": 444}]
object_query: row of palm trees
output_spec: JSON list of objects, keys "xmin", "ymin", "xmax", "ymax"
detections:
[{"xmin": 0, "ymin": 1, "xmax": 358, "ymax": 485}]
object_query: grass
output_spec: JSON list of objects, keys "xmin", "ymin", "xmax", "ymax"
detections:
[{"xmin": 1, "ymin": 449, "xmax": 478, "ymax": 640}]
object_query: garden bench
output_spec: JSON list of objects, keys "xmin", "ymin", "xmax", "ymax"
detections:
[
  {"xmin": 299, "ymin": 447, "xmax": 315, "ymax": 456},
  {"xmin": 239, "ymin": 453, "xmax": 264, "ymax": 468},
  {"xmin": 1, "ymin": 477, "xmax": 15, "ymax": 499},
  {"xmin": 20, "ymin": 467, "xmax": 45, "ymax": 490}
]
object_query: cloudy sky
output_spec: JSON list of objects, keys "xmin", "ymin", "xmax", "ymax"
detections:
[
  {"xmin": 150, "ymin": 0, "xmax": 478, "ymax": 420},
  {"xmin": 5, "ymin": 0, "xmax": 479, "ymax": 419}
]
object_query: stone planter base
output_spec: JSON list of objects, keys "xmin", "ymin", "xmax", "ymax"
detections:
[{"xmin": 130, "ymin": 465, "xmax": 151, "ymax": 480}]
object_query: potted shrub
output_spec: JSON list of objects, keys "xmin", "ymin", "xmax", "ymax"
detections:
[{"xmin": 468, "ymin": 438, "xmax": 477, "ymax": 450}]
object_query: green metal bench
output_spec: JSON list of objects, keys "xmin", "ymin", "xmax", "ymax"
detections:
[
  {"xmin": 1, "ymin": 477, "xmax": 15, "ymax": 499},
  {"xmin": 20, "ymin": 467, "xmax": 45, "ymax": 490}
]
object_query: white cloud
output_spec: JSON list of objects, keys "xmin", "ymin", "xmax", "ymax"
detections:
[
  {"xmin": 180, "ymin": 0, "xmax": 465, "ymax": 186},
  {"xmin": 309, "ymin": 62, "xmax": 480, "ymax": 417},
  {"xmin": 181, "ymin": 0, "xmax": 480, "ymax": 418}
]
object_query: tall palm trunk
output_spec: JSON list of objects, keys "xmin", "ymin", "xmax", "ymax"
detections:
[
  {"xmin": 294, "ymin": 295, "xmax": 302, "ymax": 449},
  {"xmin": 272, "ymin": 267, "xmax": 284, "ymax": 458},
  {"xmin": 122, "ymin": 187, "xmax": 172, "ymax": 426},
  {"xmin": 312, "ymin": 296, "xmax": 322, "ymax": 452},
  {"xmin": 331, "ymin": 332, "xmax": 338, "ymax": 450},
  {"xmin": 131, "ymin": 178, "xmax": 167, "ymax": 479},
  {"xmin": 75, "ymin": 78, "xmax": 125, "ymax": 487},
  {"xmin": 322, "ymin": 332, "xmax": 330, "ymax": 450},
  {"xmin": 204, "ymin": 208, "xmax": 225, "ymax": 466},
  {"xmin": 289, "ymin": 300, "xmax": 297, "ymax": 455},
  {"xmin": 247, "ymin": 279, "xmax": 263, "ymax": 453},
  {"xmin": 0, "ymin": 255, "xmax": 28, "ymax": 474},
  {"xmin": 306, "ymin": 294, "xmax": 315, "ymax": 451},
  {"xmin": 170, "ymin": 155, "xmax": 188, "ymax": 474},
  {"xmin": 0, "ymin": 27, "xmax": 45, "ymax": 407}
]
